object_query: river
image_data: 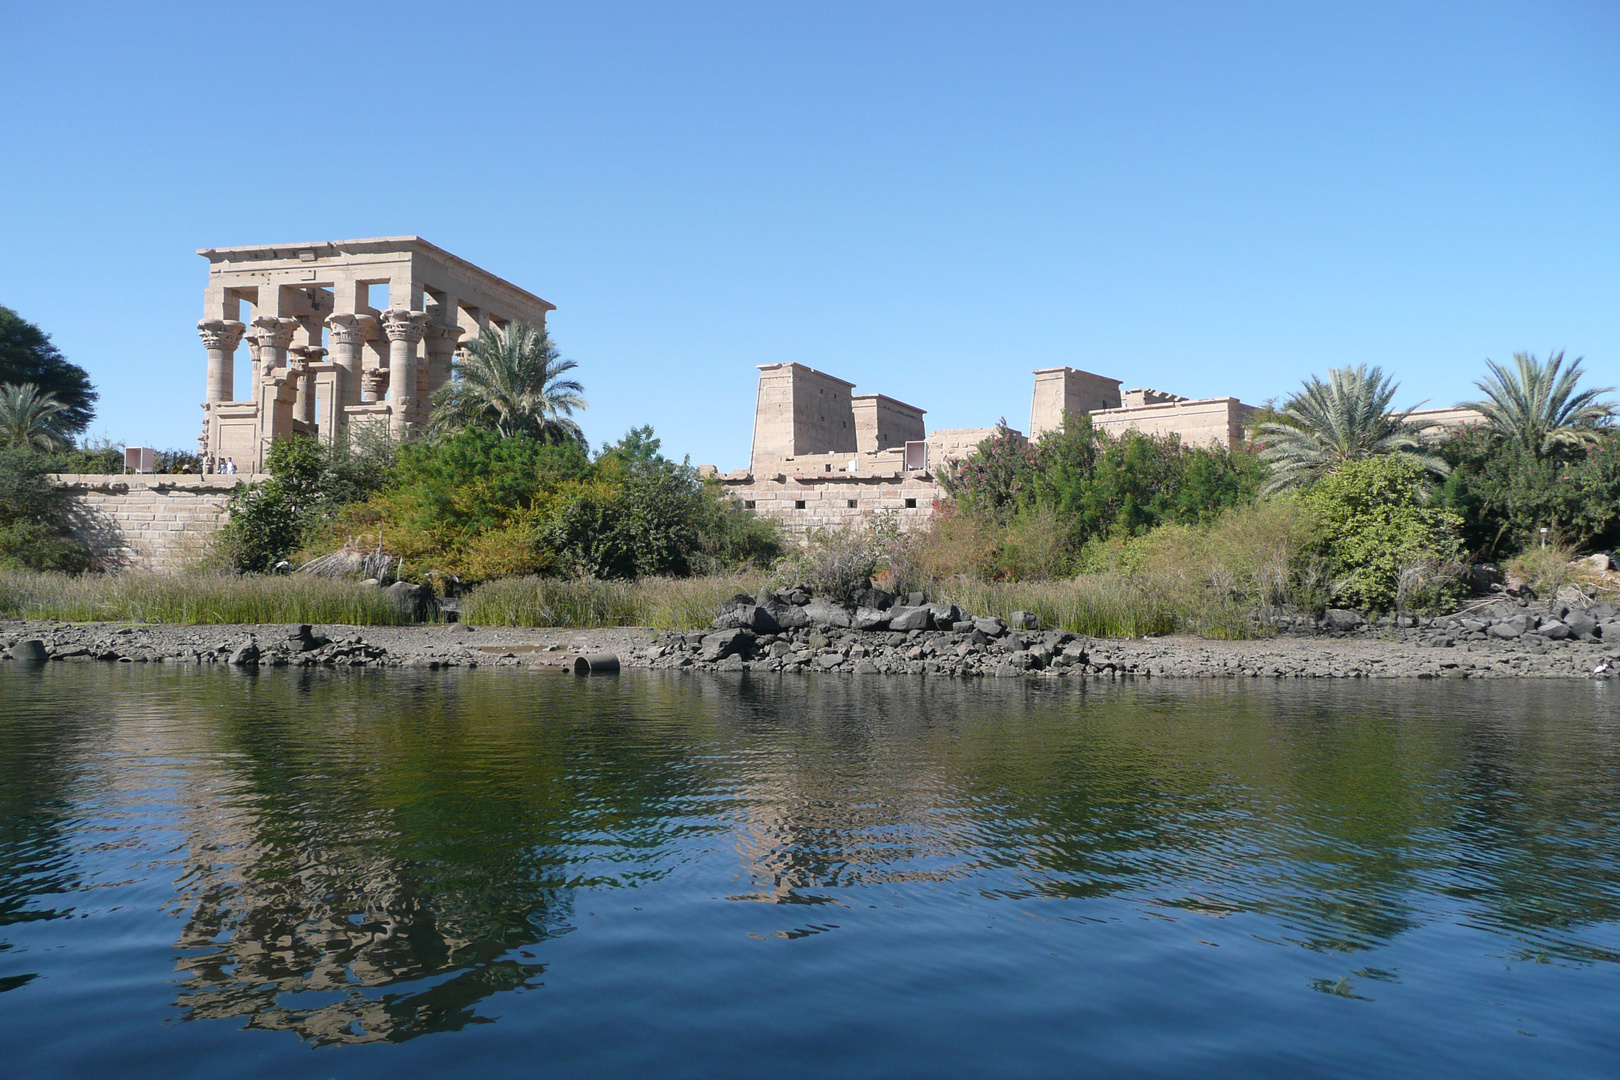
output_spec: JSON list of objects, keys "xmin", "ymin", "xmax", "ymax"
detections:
[{"xmin": 1, "ymin": 665, "xmax": 1617, "ymax": 1078}]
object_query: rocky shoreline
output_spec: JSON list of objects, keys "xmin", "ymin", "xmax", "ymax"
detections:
[{"xmin": 3, "ymin": 591, "xmax": 1619, "ymax": 680}]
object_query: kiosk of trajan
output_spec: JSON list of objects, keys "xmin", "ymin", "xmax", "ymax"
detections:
[{"xmin": 195, "ymin": 236, "xmax": 554, "ymax": 471}]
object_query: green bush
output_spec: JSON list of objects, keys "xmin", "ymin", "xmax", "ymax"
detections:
[
  {"xmin": 935, "ymin": 414, "xmax": 1264, "ymax": 579},
  {"xmin": 343, "ymin": 427, "xmax": 778, "ymax": 582},
  {"xmin": 0, "ymin": 448, "xmax": 90, "ymax": 572},
  {"xmin": 1303, "ymin": 456, "xmax": 1465, "ymax": 614},
  {"xmin": 1438, "ymin": 426, "xmax": 1620, "ymax": 556}
]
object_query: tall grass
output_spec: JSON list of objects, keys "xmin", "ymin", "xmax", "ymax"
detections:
[
  {"xmin": 934, "ymin": 574, "xmax": 1180, "ymax": 637},
  {"xmin": 462, "ymin": 574, "xmax": 769, "ymax": 630},
  {"xmin": 0, "ymin": 571, "xmax": 411, "ymax": 625}
]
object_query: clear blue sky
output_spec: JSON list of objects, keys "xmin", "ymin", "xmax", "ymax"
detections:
[{"xmin": 2, "ymin": 2, "xmax": 1616, "ymax": 467}]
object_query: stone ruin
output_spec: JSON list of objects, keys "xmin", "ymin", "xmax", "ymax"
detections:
[
  {"xmin": 195, "ymin": 236, "xmax": 554, "ymax": 473},
  {"xmin": 718, "ymin": 361, "xmax": 1259, "ymax": 535}
]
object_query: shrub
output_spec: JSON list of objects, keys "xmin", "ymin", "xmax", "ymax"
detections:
[
  {"xmin": 0, "ymin": 448, "xmax": 90, "ymax": 572},
  {"xmin": 1302, "ymin": 456, "xmax": 1465, "ymax": 614},
  {"xmin": 1438, "ymin": 426, "xmax": 1620, "ymax": 557}
]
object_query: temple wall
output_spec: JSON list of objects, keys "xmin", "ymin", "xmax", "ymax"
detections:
[
  {"xmin": 721, "ymin": 475, "xmax": 941, "ymax": 538},
  {"xmin": 852, "ymin": 394, "xmax": 926, "ymax": 454},
  {"xmin": 1030, "ymin": 367, "xmax": 1124, "ymax": 437},
  {"xmin": 1088, "ymin": 397, "xmax": 1253, "ymax": 450},
  {"xmin": 50, "ymin": 474, "xmax": 250, "ymax": 572}
]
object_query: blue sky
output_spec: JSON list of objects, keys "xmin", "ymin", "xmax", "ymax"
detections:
[{"xmin": 2, "ymin": 1, "xmax": 1616, "ymax": 467}]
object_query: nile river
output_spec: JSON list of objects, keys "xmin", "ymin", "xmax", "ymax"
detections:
[{"xmin": 1, "ymin": 665, "xmax": 1618, "ymax": 1078}]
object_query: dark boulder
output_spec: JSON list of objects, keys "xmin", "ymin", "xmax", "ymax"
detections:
[
  {"xmin": 888, "ymin": 606, "xmax": 933, "ymax": 632},
  {"xmin": 1322, "ymin": 609, "xmax": 1365, "ymax": 632},
  {"xmin": 700, "ymin": 628, "xmax": 753, "ymax": 662},
  {"xmin": 9, "ymin": 639, "xmax": 47, "ymax": 662},
  {"xmin": 804, "ymin": 600, "xmax": 854, "ymax": 628},
  {"xmin": 853, "ymin": 607, "xmax": 891, "ymax": 631}
]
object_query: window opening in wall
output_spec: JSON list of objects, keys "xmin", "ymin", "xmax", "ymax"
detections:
[
  {"xmin": 904, "ymin": 498, "xmax": 917, "ymax": 508},
  {"xmin": 847, "ymin": 499, "xmax": 857, "ymax": 508},
  {"xmin": 824, "ymin": 463, "xmax": 832, "ymax": 472},
  {"xmin": 361, "ymin": 282, "xmax": 389, "ymax": 311},
  {"xmin": 744, "ymin": 500, "xmax": 755, "ymax": 509},
  {"xmin": 233, "ymin": 298, "xmax": 255, "ymax": 400},
  {"xmin": 795, "ymin": 500, "xmax": 806, "ymax": 509}
]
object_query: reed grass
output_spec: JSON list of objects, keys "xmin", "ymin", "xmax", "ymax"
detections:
[
  {"xmin": 0, "ymin": 570, "xmax": 411, "ymax": 625},
  {"xmin": 462, "ymin": 574, "xmax": 769, "ymax": 630},
  {"xmin": 933, "ymin": 574, "xmax": 1182, "ymax": 638}
]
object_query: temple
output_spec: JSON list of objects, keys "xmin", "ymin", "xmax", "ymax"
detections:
[
  {"xmin": 718, "ymin": 363, "xmax": 1259, "ymax": 534},
  {"xmin": 196, "ymin": 237, "xmax": 553, "ymax": 471}
]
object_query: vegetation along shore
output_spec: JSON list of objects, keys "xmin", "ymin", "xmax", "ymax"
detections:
[{"xmin": 4, "ymin": 300, "xmax": 1620, "ymax": 668}]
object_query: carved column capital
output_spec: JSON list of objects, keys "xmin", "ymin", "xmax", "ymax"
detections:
[
  {"xmin": 197, "ymin": 319, "xmax": 246, "ymax": 351},
  {"xmin": 251, "ymin": 316, "xmax": 298, "ymax": 350},
  {"xmin": 325, "ymin": 312, "xmax": 379, "ymax": 345},
  {"xmin": 381, "ymin": 309, "xmax": 431, "ymax": 344},
  {"xmin": 423, "ymin": 324, "xmax": 464, "ymax": 351},
  {"xmin": 362, "ymin": 369, "xmax": 390, "ymax": 398}
]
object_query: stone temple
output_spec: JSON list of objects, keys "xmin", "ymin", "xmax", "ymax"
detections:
[
  {"xmin": 196, "ymin": 237, "xmax": 553, "ymax": 471},
  {"xmin": 716, "ymin": 362, "xmax": 1258, "ymax": 534}
]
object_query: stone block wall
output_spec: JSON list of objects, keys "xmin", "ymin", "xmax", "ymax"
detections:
[
  {"xmin": 721, "ymin": 474, "xmax": 942, "ymax": 538},
  {"xmin": 51, "ymin": 474, "xmax": 248, "ymax": 572},
  {"xmin": 851, "ymin": 393, "xmax": 926, "ymax": 454},
  {"xmin": 1029, "ymin": 367, "xmax": 1124, "ymax": 437},
  {"xmin": 1089, "ymin": 397, "xmax": 1254, "ymax": 450},
  {"xmin": 750, "ymin": 362, "xmax": 858, "ymax": 469}
]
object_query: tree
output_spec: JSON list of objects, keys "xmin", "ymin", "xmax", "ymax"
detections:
[
  {"xmin": 0, "ymin": 307, "xmax": 97, "ymax": 437},
  {"xmin": 0, "ymin": 447, "xmax": 91, "ymax": 572},
  {"xmin": 1257, "ymin": 365, "xmax": 1448, "ymax": 493},
  {"xmin": 1457, "ymin": 350, "xmax": 1614, "ymax": 459},
  {"xmin": 430, "ymin": 323, "xmax": 586, "ymax": 444},
  {"xmin": 0, "ymin": 383, "xmax": 71, "ymax": 451}
]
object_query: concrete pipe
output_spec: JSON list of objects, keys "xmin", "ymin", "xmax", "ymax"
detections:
[{"xmin": 573, "ymin": 653, "xmax": 620, "ymax": 675}]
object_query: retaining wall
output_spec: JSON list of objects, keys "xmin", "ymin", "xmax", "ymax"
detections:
[{"xmin": 50, "ymin": 474, "xmax": 256, "ymax": 572}]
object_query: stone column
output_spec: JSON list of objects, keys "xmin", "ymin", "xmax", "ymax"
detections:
[
  {"xmin": 325, "ymin": 313, "xmax": 377, "ymax": 410},
  {"xmin": 362, "ymin": 369, "xmax": 388, "ymax": 404},
  {"xmin": 291, "ymin": 347, "xmax": 325, "ymax": 426},
  {"xmin": 197, "ymin": 319, "xmax": 246, "ymax": 403},
  {"xmin": 381, "ymin": 309, "xmax": 430, "ymax": 434},
  {"xmin": 423, "ymin": 324, "xmax": 463, "ymax": 413},
  {"xmin": 250, "ymin": 317, "xmax": 298, "ymax": 401}
]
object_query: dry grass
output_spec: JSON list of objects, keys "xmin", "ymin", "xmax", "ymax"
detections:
[
  {"xmin": 0, "ymin": 570, "xmax": 412, "ymax": 625},
  {"xmin": 1506, "ymin": 543, "xmax": 1620, "ymax": 600},
  {"xmin": 461, "ymin": 573, "xmax": 769, "ymax": 630}
]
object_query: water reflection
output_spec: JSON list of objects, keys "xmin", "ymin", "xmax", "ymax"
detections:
[{"xmin": 1, "ymin": 666, "xmax": 1618, "ymax": 1049}]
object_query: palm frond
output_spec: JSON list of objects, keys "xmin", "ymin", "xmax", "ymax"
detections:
[
  {"xmin": 1458, "ymin": 351, "xmax": 1614, "ymax": 457},
  {"xmin": 1256, "ymin": 365, "xmax": 1447, "ymax": 492}
]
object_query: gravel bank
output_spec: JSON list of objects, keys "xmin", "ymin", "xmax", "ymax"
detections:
[{"xmin": 3, "ymin": 609, "xmax": 1617, "ymax": 679}]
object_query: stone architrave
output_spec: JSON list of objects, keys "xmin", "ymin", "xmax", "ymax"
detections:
[
  {"xmin": 381, "ymin": 309, "xmax": 431, "ymax": 433},
  {"xmin": 197, "ymin": 319, "xmax": 246, "ymax": 404},
  {"xmin": 325, "ymin": 313, "xmax": 378, "ymax": 409}
]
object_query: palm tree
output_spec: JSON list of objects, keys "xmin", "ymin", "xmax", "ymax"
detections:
[
  {"xmin": 0, "ymin": 382, "xmax": 70, "ymax": 451},
  {"xmin": 429, "ymin": 323, "xmax": 586, "ymax": 443},
  {"xmin": 1256, "ymin": 365, "xmax": 1448, "ymax": 493},
  {"xmin": 1458, "ymin": 351, "xmax": 1614, "ymax": 458}
]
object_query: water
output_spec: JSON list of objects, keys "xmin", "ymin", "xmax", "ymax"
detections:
[{"xmin": 1, "ymin": 666, "xmax": 1618, "ymax": 1078}]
